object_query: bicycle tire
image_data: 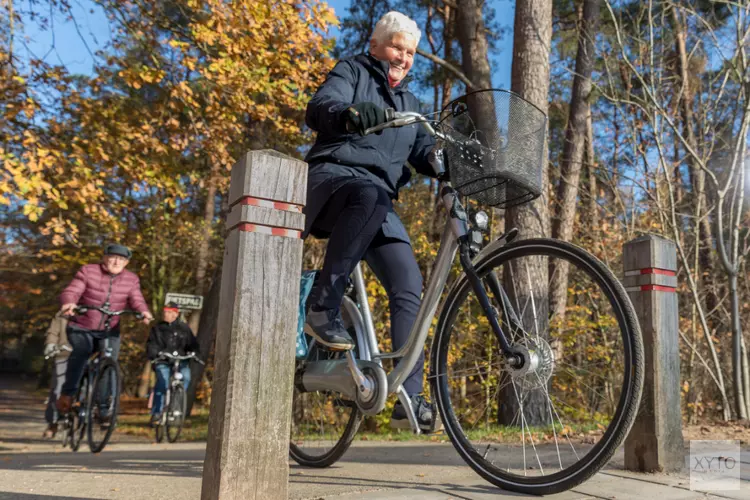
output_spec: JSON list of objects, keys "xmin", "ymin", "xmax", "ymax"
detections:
[
  {"xmin": 289, "ymin": 300, "xmax": 362, "ymax": 468},
  {"xmin": 87, "ymin": 358, "xmax": 121, "ymax": 453},
  {"xmin": 71, "ymin": 374, "xmax": 88, "ymax": 452},
  {"xmin": 289, "ymin": 395, "xmax": 361, "ymax": 468},
  {"xmin": 155, "ymin": 420, "xmax": 165, "ymax": 443},
  {"xmin": 430, "ymin": 238, "xmax": 644, "ymax": 495},
  {"xmin": 60, "ymin": 417, "xmax": 72, "ymax": 449},
  {"xmin": 166, "ymin": 384, "xmax": 186, "ymax": 443}
]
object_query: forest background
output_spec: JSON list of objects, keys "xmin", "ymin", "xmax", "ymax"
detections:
[{"xmin": 1, "ymin": 0, "xmax": 749, "ymax": 426}]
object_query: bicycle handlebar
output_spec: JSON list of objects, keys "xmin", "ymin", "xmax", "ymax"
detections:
[
  {"xmin": 44, "ymin": 345, "xmax": 72, "ymax": 360},
  {"xmin": 74, "ymin": 305, "xmax": 144, "ymax": 320},
  {"xmin": 363, "ymin": 110, "xmax": 440, "ymax": 137},
  {"xmin": 363, "ymin": 110, "xmax": 449, "ymax": 180},
  {"xmin": 154, "ymin": 351, "xmax": 205, "ymax": 365}
]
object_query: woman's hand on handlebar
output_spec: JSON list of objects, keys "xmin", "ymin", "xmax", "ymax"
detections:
[
  {"xmin": 61, "ymin": 303, "xmax": 77, "ymax": 317},
  {"xmin": 344, "ymin": 102, "xmax": 387, "ymax": 135}
]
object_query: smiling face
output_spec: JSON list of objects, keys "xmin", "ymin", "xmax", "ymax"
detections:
[
  {"xmin": 370, "ymin": 32, "xmax": 417, "ymax": 85},
  {"xmin": 102, "ymin": 254, "xmax": 129, "ymax": 275}
]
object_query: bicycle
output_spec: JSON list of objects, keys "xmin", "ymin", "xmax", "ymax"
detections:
[
  {"xmin": 290, "ymin": 89, "xmax": 644, "ymax": 495},
  {"xmin": 43, "ymin": 345, "xmax": 81, "ymax": 450},
  {"xmin": 151, "ymin": 351, "xmax": 203, "ymax": 443},
  {"xmin": 63, "ymin": 304, "xmax": 143, "ymax": 453}
]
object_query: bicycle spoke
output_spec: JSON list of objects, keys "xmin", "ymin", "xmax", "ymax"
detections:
[{"xmin": 524, "ymin": 261, "xmax": 542, "ymax": 346}]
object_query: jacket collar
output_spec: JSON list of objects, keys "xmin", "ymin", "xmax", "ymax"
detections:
[{"xmin": 363, "ymin": 53, "xmax": 412, "ymax": 91}]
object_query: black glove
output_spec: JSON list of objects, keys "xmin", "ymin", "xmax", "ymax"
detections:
[{"xmin": 343, "ymin": 102, "xmax": 387, "ymax": 135}]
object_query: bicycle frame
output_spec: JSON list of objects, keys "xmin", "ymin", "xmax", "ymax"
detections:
[
  {"xmin": 158, "ymin": 361, "xmax": 184, "ymax": 424},
  {"xmin": 300, "ymin": 183, "xmax": 511, "ymax": 404}
]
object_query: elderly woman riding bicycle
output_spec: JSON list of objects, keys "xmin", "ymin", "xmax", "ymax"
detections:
[{"xmin": 303, "ymin": 11, "xmax": 437, "ymax": 430}]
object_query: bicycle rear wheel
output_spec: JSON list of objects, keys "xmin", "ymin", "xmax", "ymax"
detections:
[
  {"xmin": 166, "ymin": 384, "xmax": 186, "ymax": 443},
  {"xmin": 70, "ymin": 374, "xmax": 88, "ymax": 452},
  {"xmin": 431, "ymin": 238, "xmax": 643, "ymax": 495},
  {"xmin": 155, "ymin": 424, "xmax": 164, "ymax": 443},
  {"xmin": 289, "ymin": 299, "xmax": 362, "ymax": 468},
  {"xmin": 88, "ymin": 358, "xmax": 120, "ymax": 453}
]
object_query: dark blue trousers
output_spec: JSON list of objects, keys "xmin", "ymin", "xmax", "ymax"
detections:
[
  {"xmin": 307, "ymin": 179, "xmax": 425, "ymax": 395},
  {"xmin": 62, "ymin": 326, "xmax": 120, "ymax": 397}
]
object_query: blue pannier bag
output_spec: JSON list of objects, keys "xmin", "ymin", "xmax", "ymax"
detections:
[{"xmin": 297, "ymin": 270, "xmax": 318, "ymax": 359}]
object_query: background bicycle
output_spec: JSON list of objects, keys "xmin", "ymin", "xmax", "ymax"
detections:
[
  {"xmin": 68, "ymin": 305, "xmax": 143, "ymax": 453},
  {"xmin": 151, "ymin": 351, "xmax": 203, "ymax": 443}
]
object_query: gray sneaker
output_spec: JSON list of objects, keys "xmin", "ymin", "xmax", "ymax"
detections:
[
  {"xmin": 390, "ymin": 394, "xmax": 440, "ymax": 433},
  {"xmin": 304, "ymin": 308, "xmax": 355, "ymax": 351}
]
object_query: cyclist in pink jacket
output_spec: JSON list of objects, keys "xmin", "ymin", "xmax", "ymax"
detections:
[{"xmin": 56, "ymin": 244, "xmax": 153, "ymax": 413}]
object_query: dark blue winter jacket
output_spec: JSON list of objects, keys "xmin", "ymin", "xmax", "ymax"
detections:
[{"xmin": 303, "ymin": 53, "xmax": 436, "ymax": 243}]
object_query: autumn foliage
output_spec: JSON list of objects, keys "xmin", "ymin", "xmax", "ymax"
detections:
[{"xmin": 1, "ymin": 0, "xmax": 336, "ymax": 393}]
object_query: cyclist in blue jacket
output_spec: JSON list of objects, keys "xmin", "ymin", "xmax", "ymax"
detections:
[{"xmin": 303, "ymin": 11, "xmax": 437, "ymax": 431}]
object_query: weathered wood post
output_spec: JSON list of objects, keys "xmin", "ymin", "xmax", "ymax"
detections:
[
  {"xmin": 623, "ymin": 234, "xmax": 684, "ymax": 472},
  {"xmin": 202, "ymin": 150, "xmax": 307, "ymax": 500}
]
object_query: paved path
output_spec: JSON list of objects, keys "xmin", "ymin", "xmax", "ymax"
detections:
[{"xmin": 1, "ymin": 377, "xmax": 748, "ymax": 500}]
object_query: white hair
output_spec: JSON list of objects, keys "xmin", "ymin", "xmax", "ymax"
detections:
[{"xmin": 371, "ymin": 11, "xmax": 421, "ymax": 46}]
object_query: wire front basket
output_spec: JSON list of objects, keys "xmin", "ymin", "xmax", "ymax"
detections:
[{"xmin": 440, "ymin": 89, "xmax": 547, "ymax": 208}]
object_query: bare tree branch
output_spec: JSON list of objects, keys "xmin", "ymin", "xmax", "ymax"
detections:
[{"xmin": 416, "ymin": 47, "xmax": 476, "ymax": 89}]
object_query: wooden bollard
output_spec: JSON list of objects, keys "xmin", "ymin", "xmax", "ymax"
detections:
[
  {"xmin": 202, "ymin": 150, "xmax": 307, "ymax": 500},
  {"xmin": 623, "ymin": 235, "xmax": 684, "ymax": 472}
]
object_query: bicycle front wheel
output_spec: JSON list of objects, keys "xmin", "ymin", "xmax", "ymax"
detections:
[
  {"xmin": 88, "ymin": 358, "xmax": 120, "ymax": 453},
  {"xmin": 431, "ymin": 238, "xmax": 643, "ymax": 495},
  {"xmin": 166, "ymin": 384, "xmax": 186, "ymax": 443}
]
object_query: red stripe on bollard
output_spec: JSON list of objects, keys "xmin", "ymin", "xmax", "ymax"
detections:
[
  {"xmin": 236, "ymin": 222, "xmax": 301, "ymax": 239},
  {"xmin": 236, "ymin": 196, "xmax": 303, "ymax": 213},
  {"xmin": 641, "ymin": 284, "xmax": 676, "ymax": 292}
]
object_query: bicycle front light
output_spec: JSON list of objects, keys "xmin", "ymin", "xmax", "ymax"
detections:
[
  {"xmin": 174, "ymin": 372, "xmax": 184, "ymax": 381},
  {"xmin": 472, "ymin": 210, "xmax": 489, "ymax": 232}
]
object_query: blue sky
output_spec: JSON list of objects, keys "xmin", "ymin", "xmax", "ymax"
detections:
[{"xmin": 20, "ymin": 0, "xmax": 515, "ymax": 91}]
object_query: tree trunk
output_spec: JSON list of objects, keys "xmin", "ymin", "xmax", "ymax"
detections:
[
  {"xmin": 549, "ymin": 0, "xmax": 600, "ymax": 319},
  {"xmin": 185, "ymin": 268, "xmax": 221, "ymax": 416},
  {"xmin": 742, "ymin": 335, "xmax": 750, "ymax": 420},
  {"xmin": 188, "ymin": 169, "xmax": 218, "ymax": 333},
  {"xmin": 455, "ymin": 0, "xmax": 492, "ymax": 90},
  {"xmin": 499, "ymin": 0, "xmax": 553, "ymax": 427},
  {"xmin": 671, "ymin": 7, "xmax": 716, "ymax": 314},
  {"xmin": 455, "ymin": 0, "xmax": 510, "ymax": 241},
  {"xmin": 506, "ymin": 0, "xmax": 552, "ymax": 241},
  {"xmin": 729, "ymin": 272, "xmax": 747, "ymax": 418}
]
